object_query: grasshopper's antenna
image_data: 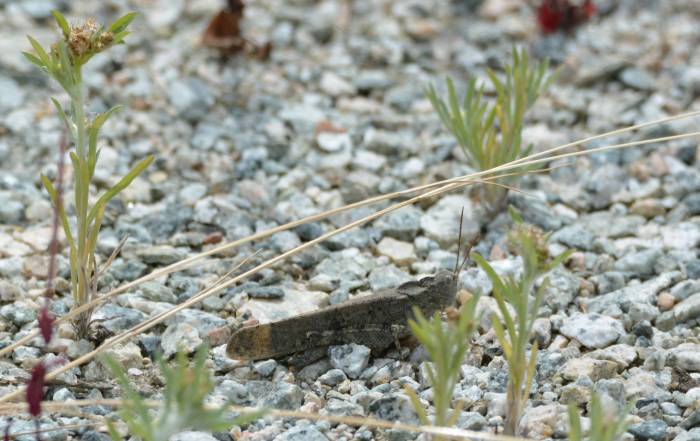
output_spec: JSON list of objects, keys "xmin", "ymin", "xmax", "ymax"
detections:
[
  {"xmin": 458, "ymin": 233, "xmax": 479, "ymax": 275},
  {"xmin": 453, "ymin": 207, "xmax": 465, "ymax": 277}
]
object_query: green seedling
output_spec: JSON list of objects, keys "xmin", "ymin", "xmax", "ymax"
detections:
[
  {"xmin": 426, "ymin": 48, "xmax": 552, "ymax": 213},
  {"xmin": 405, "ymin": 294, "xmax": 480, "ymax": 440},
  {"xmin": 568, "ymin": 393, "xmax": 633, "ymax": 441},
  {"xmin": 103, "ymin": 346, "xmax": 262, "ymax": 441},
  {"xmin": 471, "ymin": 208, "xmax": 571, "ymax": 436},
  {"xmin": 24, "ymin": 11, "xmax": 153, "ymax": 337}
]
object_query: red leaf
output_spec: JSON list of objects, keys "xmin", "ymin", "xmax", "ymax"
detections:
[
  {"xmin": 26, "ymin": 364, "xmax": 46, "ymax": 418},
  {"xmin": 38, "ymin": 307, "xmax": 54, "ymax": 345},
  {"xmin": 536, "ymin": 0, "xmax": 596, "ymax": 34}
]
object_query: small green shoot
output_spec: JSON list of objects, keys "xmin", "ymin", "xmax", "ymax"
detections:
[
  {"xmin": 25, "ymin": 11, "xmax": 153, "ymax": 337},
  {"xmin": 568, "ymin": 394, "xmax": 633, "ymax": 441},
  {"xmin": 103, "ymin": 346, "xmax": 263, "ymax": 441},
  {"xmin": 426, "ymin": 48, "xmax": 552, "ymax": 212},
  {"xmin": 471, "ymin": 209, "xmax": 571, "ymax": 435},
  {"xmin": 405, "ymin": 294, "xmax": 480, "ymax": 439}
]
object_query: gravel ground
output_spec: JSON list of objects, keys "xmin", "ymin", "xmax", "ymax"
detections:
[{"xmin": 0, "ymin": 0, "xmax": 699, "ymax": 440}]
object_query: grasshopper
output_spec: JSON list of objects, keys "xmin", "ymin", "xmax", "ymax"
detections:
[{"xmin": 226, "ymin": 212, "xmax": 476, "ymax": 364}]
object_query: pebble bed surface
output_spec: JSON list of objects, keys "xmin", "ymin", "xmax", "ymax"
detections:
[{"xmin": 0, "ymin": 0, "xmax": 700, "ymax": 440}]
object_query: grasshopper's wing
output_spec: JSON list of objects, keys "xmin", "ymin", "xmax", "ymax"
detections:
[{"xmin": 226, "ymin": 291, "xmax": 410, "ymax": 360}]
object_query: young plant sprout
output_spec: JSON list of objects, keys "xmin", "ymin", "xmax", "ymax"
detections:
[
  {"xmin": 103, "ymin": 346, "xmax": 263, "ymax": 441},
  {"xmin": 471, "ymin": 208, "xmax": 571, "ymax": 435},
  {"xmin": 24, "ymin": 11, "xmax": 153, "ymax": 338},
  {"xmin": 426, "ymin": 48, "xmax": 552, "ymax": 215}
]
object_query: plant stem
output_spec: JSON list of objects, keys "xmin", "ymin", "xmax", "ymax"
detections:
[{"xmin": 70, "ymin": 81, "xmax": 93, "ymax": 334}]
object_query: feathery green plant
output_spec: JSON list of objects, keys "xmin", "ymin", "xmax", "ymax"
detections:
[
  {"xmin": 405, "ymin": 295, "xmax": 480, "ymax": 440},
  {"xmin": 471, "ymin": 208, "xmax": 571, "ymax": 436},
  {"xmin": 568, "ymin": 394, "xmax": 633, "ymax": 441},
  {"xmin": 24, "ymin": 11, "xmax": 153, "ymax": 338},
  {"xmin": 426, "ymin": 48, "xmax": 552, "ymax": 212},
  {"xmin": 103, "ymin": 346, "xmax": 262, "ymax": 441}
]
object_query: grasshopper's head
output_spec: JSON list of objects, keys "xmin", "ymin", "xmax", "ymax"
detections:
[
  {"xmin": 401, "ymin": 270, "xmax": 458, "ymax": 314},
  {"xmin": 432, "ymin": 269, "xmax": 459, "ymax": 309}
]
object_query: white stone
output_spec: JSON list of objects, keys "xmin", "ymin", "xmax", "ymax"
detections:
[
  {"xmin": 320, "ymin": 71, "xmax": 356, "ymax": 96},
  {"xmin": 560, "ymin": 313, "xmax": 624, "ymax": 349},
  {"xmin": 376, "ymin": 237, "xmax": 416, "ymax": 266}
]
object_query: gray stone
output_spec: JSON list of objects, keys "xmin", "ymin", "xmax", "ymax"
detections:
[
  {"xmin": 0, "ymin": 75, "xmax": 24, "ymax": 112},
  {"xmin": 329, "ymin": 344, "xmax": 371, "ymax": 379},
  {"xmin": 674, "ymin": 428, "xmax": 700, "ymax": 441},
  {"xmin": 217, "ymin": 379, "xmax": 248, "ymax": 404},
  {"xmin": 628, "ymin": 419, "xmax": 668, "ymax": 441},
  {"xmin": 246, "ymin": 380, "xmax": 303, "ymax": 409},
  {"xmin": 318, "ymin": 368, "xmax": 347, "ymax": 386},
  {"xmin": 0, "ymin": 304, "xmax": 36, "ymax": 326},
  {"xmin": 367, "ymin": 393, "xmax": 418, "ymax": 424},
  {"xmin": 179, "ymin": 183, "xmax": 208, "ymax": 205},
  {"xmin": 354, "ymin": 70, "xmax": 393, "ymax": 91},
  {"xmin": 551, "ymin": 224, "xmax": 595, "ymax": 251},
  {"xmin": 368, "ymin": 264, "xmax": 412, "ymax": 291},
  {"xmin": 363, "ymin": 128, "xmax": 404, "ymax": 155},
  {"xmin": 140, "ymin": 282, "xmax": 177, "ymax": 303},
  {"xmin": 277, "ymin": 423, "xmax": 329, "ymax": 441},
  {"xmin": 558, "ymin": 358, "xmax": 618, "ymax": 382},
  {"xmin": 317, "ymin": 132, "xmax": 352, "ymax": 153},
  {"xmin": 519, "ymin": 403, "xmax": 565, "ymax": 439},
  {"xmin": 374, "ymin": 206, "xmax": 422, "ymax": 241},
  {"xmin": 245, "ymin": 285, "xmax": 285, "ymax": 299},
  {"xmin": 376, "ymin": 237, "xmax": 416, "ymax": 266},
  {"xmin": 420, "ymin": 195, "xmax": 481, "ymax": 246},
  {"xmin": 170, "ymin": 432, "xmax": 218, "ymax": 441},
  {"xmin": 455, "ymin": 411, "xmax": 487, "ymax": 431},
  {"xmin": 672, "ymin": 293, "xmax": 700, "ymax": 325},
  {"xmin": 298, "ymin": 359, "xmax": 333, "ymax": 383},
  {"xmin": 0, "ymin": 193, "xmax": 24, "ymax": 224},
  {"xmin": 560, "ymin": 313, "xmax": 624, "ymax": 349},
  {"xmin": 586, "ymin": 272, "xmax": 681, "ymax": 314},
  {"xmin": 168, "ymin": 78, "xmax": 214, "ymax": 122},
  {"xmin": 160, "ymin": 322, "xmax": 203, "ymax": 357},
  {"xmin": 619, "ymin": 68, "xmax": 656, "ymax": 91},
  {"xmin": 92, "ymin": 304, "xmax": 146, "ymax": 333},
  {"xmin": 670, "ymin": 280, "xmax": 700, "ymax": 302},
  {"xmin": 614, "ymin": 248, "xmax": 662, "ymax": 277},
  {"xmin": 168, "ymin": 309, "xmax": 226, "ymax": 336},
  {"xmin": 541, "ymin": 269, "xmax": 580, "ymax": 312},
  {"xmin": 0, "ymin": 418, "xmax": 66, "ymax": 441},
  {"xmin": 135, "ymin": 245, "xmax": 188, "ymax": 265},
  {"xmin": 320, "ymin": 71, "xmax": 355, "ymax": 96},
  {"xmin": 322, "ymin": 398, "xmax": 364, "ymax": 417},
  {"xmin": 590, "ymin": 272, "xmax": 625, "ymax": 295},
  {"xmin": 254, "ymin": 359, "xmax": 277, "ymax": 377},
  {"xmin": 588, "ymin": 344, "xmax": 638, "ymax": 370},
  {"xmin": 667, "ymin": 344, "xmax": 700, "ymax": 372}
]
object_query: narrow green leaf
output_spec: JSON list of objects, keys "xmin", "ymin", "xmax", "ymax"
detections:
[
  {"xmin": 404, "ymin": 387, "xmax": 430, "ymax": 425},
  {"xmin": 22, "ymin": 51, "xmax": 45, "ymax": 68},
  {"xmin": 88, "ymin": 105, "xmax": 124, "ymax": 176},
  {"xmin": 109, "ymin": 12, "xmax": 137, "ymax": 34},
  {"xmin": 51, "ymin": 10, "xmax": 71, "ymax": 39},
  {"xmin": 27, "ymin": 36, "xmax": 51, "ymax": 67},
  {"xmin": 87, "ymin": 155, "xmax": 153, "ymax": 225},
  {"xmin": 567, "ymin": 404, "xmax": 582, "ymax": 441}
]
